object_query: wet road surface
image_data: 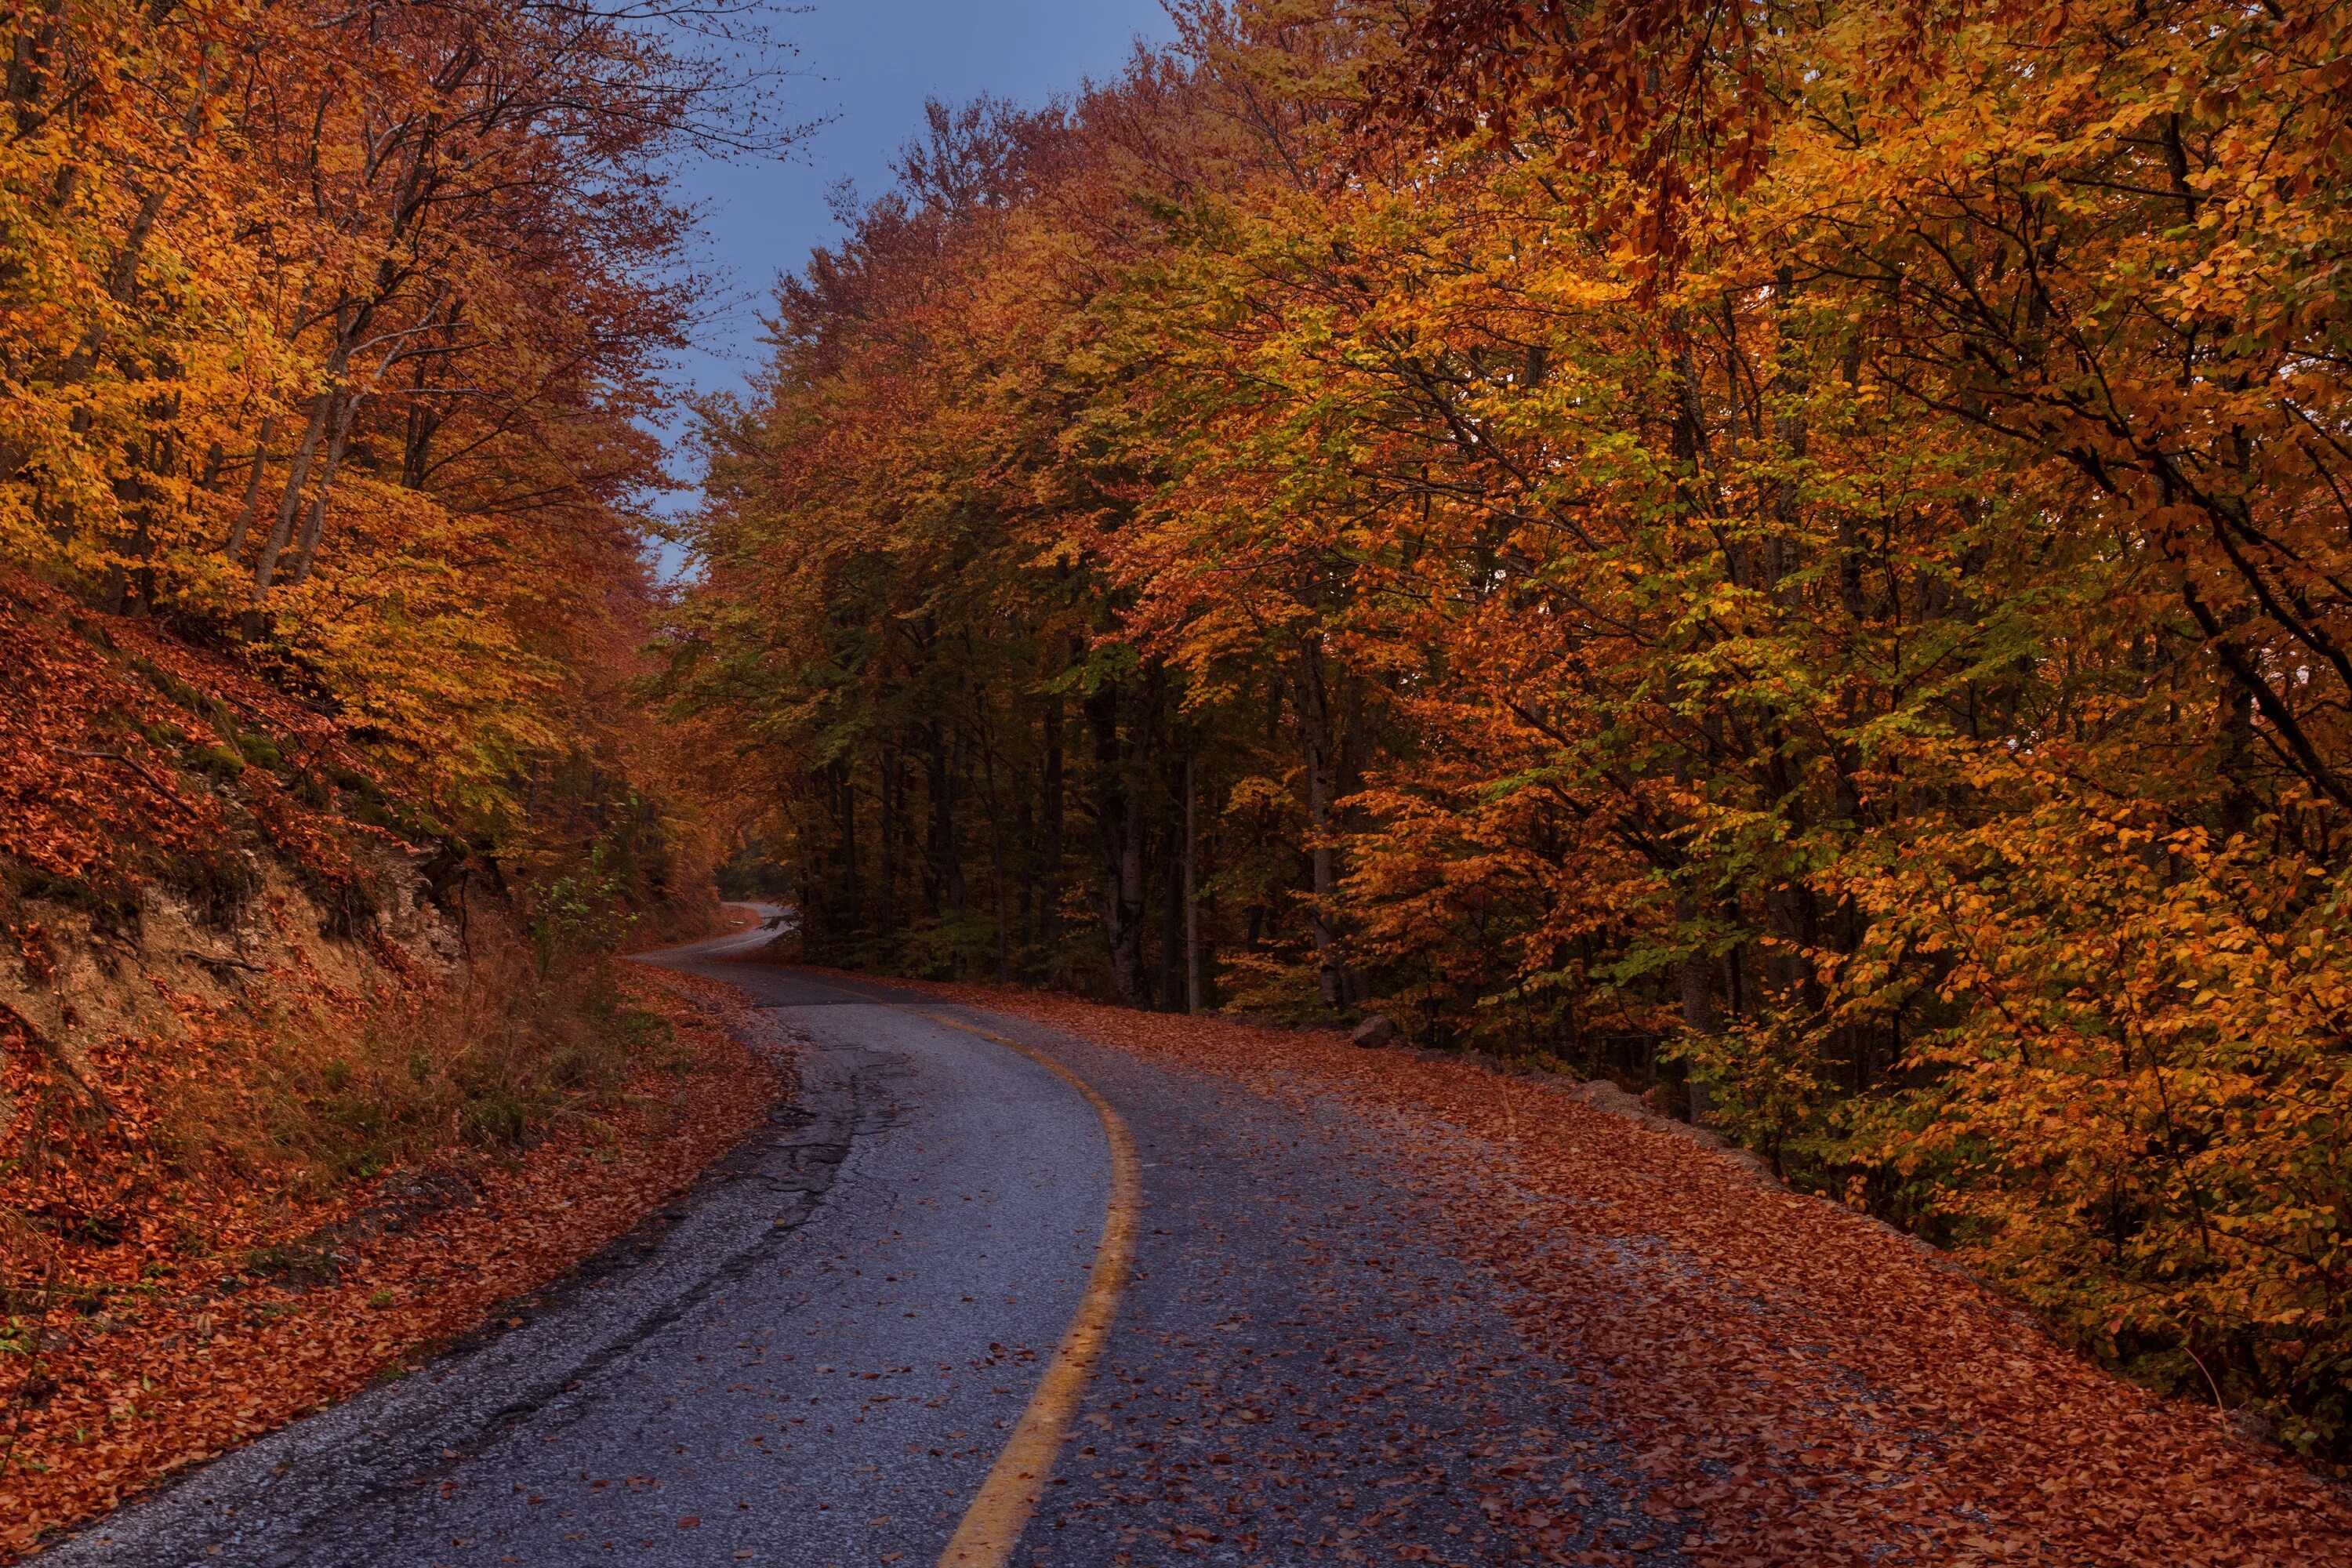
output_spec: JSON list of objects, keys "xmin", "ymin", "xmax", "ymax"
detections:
[{"xmin": 45, "ymin": 924, "xmax": 1668, "ymax": 1566}]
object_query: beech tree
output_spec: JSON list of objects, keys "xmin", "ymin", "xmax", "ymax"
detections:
[
  {"xmin": 0, "ymin": 0, "xmax": 789, "ymax": 830},
  {"xmin": 664, "ymin": 0, "xmax": 2352, "ymax": 1455}
]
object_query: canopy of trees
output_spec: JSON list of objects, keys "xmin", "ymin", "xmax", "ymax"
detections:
[
  {"xmin": 0, "ymin": 0, "xmax": 777, "ymax": 860},
  {"xmin": 660, "ymin": 0, "xmax": 2352, "ymax": 1457}
]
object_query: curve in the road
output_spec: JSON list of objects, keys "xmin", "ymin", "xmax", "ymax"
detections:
[
  {"xmin": 45, "ymin": 919, "xmax": 1669, "ymax": 1567},
  {"xmin": 922, "ymin": 1013, "xmax": 1140, "ymax": 1568}
]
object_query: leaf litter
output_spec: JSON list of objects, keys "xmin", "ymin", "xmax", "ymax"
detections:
[
  {"xmin": 2, "ymin": 970, "xmax": 782, "ymax": 1560},
  {"xmin": 843, "ymin": 974, "xmax": 2352, "ymax": 1567}
]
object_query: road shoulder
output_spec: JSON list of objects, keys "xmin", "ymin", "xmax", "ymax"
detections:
[
  {"xmin": 795, "ymin": 971, "xmax": 2352, "ymax": 1568},
  {"xmin": 17, "ymin": 968, "xmax": 789, "ymax": 1562}
]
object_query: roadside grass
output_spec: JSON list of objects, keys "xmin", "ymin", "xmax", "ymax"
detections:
[{"xmin": 162, "ymin": 937, "xmax": 687, "ymax": 1214}]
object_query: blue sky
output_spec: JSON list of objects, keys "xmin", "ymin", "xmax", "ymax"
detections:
[{"xmin": 667, "ymin": 0, "xmax": 1178, "ymax": 415}]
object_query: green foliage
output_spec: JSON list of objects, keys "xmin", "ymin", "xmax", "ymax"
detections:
[
  {"xmin": 1666, "ymin": 1011, "xmax": 1850, "ymax": 1181},
  {"xmin": 526, "ymin": 848, "xmax": 641, "ymax": 978}
]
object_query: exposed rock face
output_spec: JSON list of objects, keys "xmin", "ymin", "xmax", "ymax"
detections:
[
  {"xmin": 0, "ymin": 575, "xmax": 477, "ymax": 1161},
  {"xmin": 0, "ymin": 848, "xmax": 468, "ymax": 1147},
  {"xmin": 1350, "ymin": 1014, "xmax": 1396, "ymax": 1048}
]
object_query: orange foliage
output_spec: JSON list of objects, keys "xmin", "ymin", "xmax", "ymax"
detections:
[
  {"xmin": 0, "ymin": 970, "xmax": 780, "ymax": 1556},
  {"xmin": 0, "ymin": 0, "xmax": 782, "ymax": 824},
  {"xmin": 668, "ymin": 0, "xmax": 2352, "ymax": 1456}
]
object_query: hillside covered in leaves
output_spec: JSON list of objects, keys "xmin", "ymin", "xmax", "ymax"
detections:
[
  {"xmin": 659, "ymin": 0, "xmax": 2352, "ymax": 1457},
  {"xmin": 0, "ymin": 0, "xmax": 768, "ymax": 1513}
]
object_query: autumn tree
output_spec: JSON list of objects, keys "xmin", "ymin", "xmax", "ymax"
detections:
[
  {"xmin": 666, "ymin": 0, "xmax": 2352, "ymax": 1453},
  {"xmin": 2, "ymin": 0, "xmax": 792, "ymax": 859}
]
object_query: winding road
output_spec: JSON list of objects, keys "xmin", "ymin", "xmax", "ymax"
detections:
[{"xmin": 46, "ymin": 920, "xmax": 1666, "ymax": 1567}]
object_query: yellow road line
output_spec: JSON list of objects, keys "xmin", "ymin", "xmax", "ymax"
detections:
[{"xmin": 909, "ymin": 1010, "xmax": 1142, "ymax": 1568}]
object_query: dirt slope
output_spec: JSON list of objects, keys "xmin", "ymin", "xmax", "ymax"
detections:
[{"xmin": 0, "ymin": 579, "xmax": 754, "ymax": 1553}]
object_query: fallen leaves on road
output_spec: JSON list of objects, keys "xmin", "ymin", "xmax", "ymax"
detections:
[
  {"xmin": 1, "ymin": 971, "xmax": 782, "ymax": 1561},
  {"xmin": 866, "ymin": 976, "xmax": 2352, "ymax": 1568}
]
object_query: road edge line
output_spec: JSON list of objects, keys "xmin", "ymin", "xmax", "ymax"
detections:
[{"xmin": 913, "ymin": 1010, "xmax": 1142, "ymax": 1568}]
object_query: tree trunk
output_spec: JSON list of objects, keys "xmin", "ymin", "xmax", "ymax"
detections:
[
  {"xmin": 925, "ymin": 720, "xmax": 964, "ymax": 924},
  {"xmin": 1086, "ymin": 678, "xmax": 1148, "ymax": 1006},
  {"xmin": 1159, "ymin": 826, "xmax": 1183, "ymax": 1012},
  {"xmin": 981, "ymin": 723, "xmax": 1010, "ymax": 984},
  {"xmin": 1015, "ymin": 786, "xmax": 1036, "ymax": 959},
  {"xmin": 838, "ymin": 762, "xmax": 860, "ymax": 938},
  {"xmin": 246, "ymin": 389, "xmax": 335, "ymax": 623},
  {"xmin": 223, "ymin": 415, "xmax": 275, "ymax": 559},
  {"xmin": 1677, "ymin": 890, "xmax": 1719, "ymax": 1126},
  {"xmin": 1184, "ymin": 751, "xmax": 1200, "ymax": 1014},
  {"xmin": 1041, "ymin": 692, "xmax": 1065, "ymax": 967},
  {"xmin": 1294, "ymin": 638, "xmax": 1346, "ymax": 1010},
  {"xmin": 288, "ymin": 392, "xmax": 359, "ymax": 586},
  {"xmin": 877, "ymin": 749, "xmax": 896, "ymax": 936}
]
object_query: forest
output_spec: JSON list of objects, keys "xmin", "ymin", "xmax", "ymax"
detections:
[
  {"xmin": 0, "ymin": 0, "xmax": 784, "ymax": 828},
  {"xmin": 0, "ymin": 0, "xmax": 771, "ymax": 1526},
  {"xmin": 660, "ymin": 0, "xmax": 2352, "ymax": 1454},
  {"xmin": 5, "ymin": 0, "xmax": 2352, "ymax": 1496}
]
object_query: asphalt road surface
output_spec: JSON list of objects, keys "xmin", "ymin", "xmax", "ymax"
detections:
[{"xmin": 46, "ymin": 921, "xmax": 1668, "ymax": 1567}]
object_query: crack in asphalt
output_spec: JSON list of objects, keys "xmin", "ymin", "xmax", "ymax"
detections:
[{"xmin": 361, "ymin": 1033, "xmax": 910, "ymax": 1480}]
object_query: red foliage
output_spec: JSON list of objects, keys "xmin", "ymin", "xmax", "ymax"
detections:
[{"xmin": 0, "ymin": 572, "xmax": 379, "ymax": 887}]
